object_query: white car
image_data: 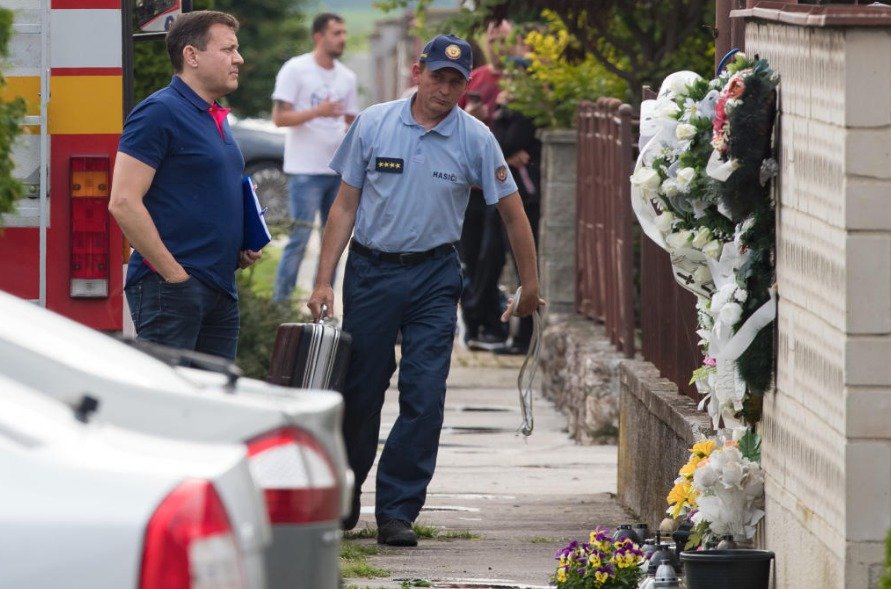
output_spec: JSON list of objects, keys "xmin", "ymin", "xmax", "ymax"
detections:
[
  {"xmin": 0, "ymin": 290, "xmax": 351, "ymax": 589},
  {"xmin": 0, "ymin": 374, "xmax": 270, "ymax": 589}
]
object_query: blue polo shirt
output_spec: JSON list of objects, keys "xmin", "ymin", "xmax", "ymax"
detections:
[
  {"xmin": 118, "ymin": 75, "xmax": 245, "ymax": 298},
  {"xmin": 329, "ymin": 95, "xmax": 518, "ymax": 252}
]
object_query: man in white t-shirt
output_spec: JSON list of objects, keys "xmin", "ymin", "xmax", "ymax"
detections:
[{"xmin": 271, "ymin": 13, "xmax": 359, "ymax": 302}]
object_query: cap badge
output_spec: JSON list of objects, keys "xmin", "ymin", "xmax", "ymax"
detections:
[{"xmin": 445, "ymin": 44, "xmax": 462, "ymax": 60}]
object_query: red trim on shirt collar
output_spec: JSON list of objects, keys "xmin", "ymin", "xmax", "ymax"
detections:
[{"xmin": 208, "ymin": 103, "xmax": 231, "ymax": 139}]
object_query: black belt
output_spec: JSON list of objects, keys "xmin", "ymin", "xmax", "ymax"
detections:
[{"xmin": 349, "ymin": 239, "xmax": 455, "ymax": 266}]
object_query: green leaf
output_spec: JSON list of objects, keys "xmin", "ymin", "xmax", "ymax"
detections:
[{"xmin": 738, "ymin": 429, "xmax": 762, "ymax": 463}]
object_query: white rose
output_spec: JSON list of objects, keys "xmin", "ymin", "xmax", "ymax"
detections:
[
  {"xmin": 693, "ymin": 464, "xmax": 719, "ymax": 489},
  {"xmin": 675, "ymin": 167, "xmax": 696, "ymax": 192},
  {"xmin": 691, "ymin": 227, "xmax": 712, "ymax": 249},
  {"xmin": 654, "ymin": 211, "xmax": 675, "ymax": 233},
  {"xmin": 675, "ymin": 123, "xmax": 697, "ymax": 141},
  {"xmin": 734, "ymin": 288, "xmax": 748, "ymax": 303},
  {"xmin": 721, "ymin": 461, "xmax": 744, "ymax": 488},
  {"xmin": 661, "ymin": 178, "xmax": 680, "ymax": 197},
  {"xmin": 702, "ymin": 239, "xmax": 722, "ymax": 259},
  {"xmin": 665, "ymin": 230, "xmax": 693, "ymax": 250},
  {"xmin": 719, "ymin": 302, "xmax": 743, "ymax": 326},
  {"xmin": 693, "ymin": 265, "xmax": 712, "ymax": 286},
  {"xmin": 630, "ymin": 166, "xmax": 661, "ymax": 193},
  {"xmin": 653, "ymin": 99, "xmax": 681, "ymax": 120}
]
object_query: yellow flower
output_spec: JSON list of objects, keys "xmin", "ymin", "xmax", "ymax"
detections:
[
  {"xmin": 667, "ymin": 481, "xmax": 699, "ymax": 517},
  {"xmin": 679, "ymin": 457, "xmax": 700, "ymax": 478},
  {"xmin": 556, "ymin": 567, "xmax": 567, "ymax": 583},
  {"xmin": 691, "ymin": 440, "xmax": 716, "ymax": 457},
  {"xmin": 588, "ymin": 553, "xmax": 601, "ymax": 568},
  {"xmin": 595, "ymin": 570, "xmax": 609, "ymax": 585}
]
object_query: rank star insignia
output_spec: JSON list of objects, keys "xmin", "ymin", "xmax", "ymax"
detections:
[
  {"xmin": 495, "ymin": 165, "xmax": 508, "ymax": 183},
  {"xmin": 376, "ymin": 157, "xmax": 404, "ymax": 174},
  {"xmin": 445, "ymin": 44, "xmax": 461, "ymax": 60}
]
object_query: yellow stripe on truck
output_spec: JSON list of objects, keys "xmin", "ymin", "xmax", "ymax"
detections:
[
  {"xmin": 2, "ymin": 76, "xmax": 41, "ymax": 116},
  {"xmin": 49, "ymin": 75, "xmax": 122, "ymax": 135}
]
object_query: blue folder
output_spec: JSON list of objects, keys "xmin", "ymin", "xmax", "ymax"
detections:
[{"xmin": 242, "ymin": 176, "xmax": 271, "ymax": 251}]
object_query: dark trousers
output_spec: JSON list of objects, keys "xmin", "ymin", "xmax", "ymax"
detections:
[
  {"xmin": 125, "ymin": 273, "xmax": 239, "ymax": 360},
  {"xmin": 340, "ymin": 247, "xmax": 462, "ymax": 525},
  {"xmin": 459, "ymin": 188, "xmax": 505, "ymax": 339}
]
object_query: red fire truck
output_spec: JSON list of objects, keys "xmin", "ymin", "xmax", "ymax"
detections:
[{"xmin": 0, "ymin": 0, "xmax": 187, "ymax": 331}]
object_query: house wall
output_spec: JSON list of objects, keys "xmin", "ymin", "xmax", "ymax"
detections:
[{"xmin": 743, "ymin": 9, "xmax": 891, "ymax": 588}]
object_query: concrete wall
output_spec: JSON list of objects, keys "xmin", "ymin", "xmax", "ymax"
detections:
[
  {"xmin": 743, "ymin": 11, "xmax": 891, "ymax": 588},
  {"xmin": 617, "ymin": 361, "xmax": 713, "ymax": 530}
]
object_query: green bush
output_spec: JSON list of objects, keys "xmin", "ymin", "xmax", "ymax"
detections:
[
  {"xmin": 0, "ymin": 7, "xmax": 25, "ymax": 218},
  {"xmin": 503, "ymin": 11, "xmax": 626, "ymax": 129},
  {"xmin": 881, "ymin": 528, "xmax": 891, "ymax": 589},
  {"xmin": 236, "ymin": 269, "xmax": 310, "ymax": 380}
]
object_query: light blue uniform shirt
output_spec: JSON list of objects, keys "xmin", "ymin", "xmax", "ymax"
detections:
[{"xmin": 329, "ymin": 95, "xmax": 518, "ymax": 253}]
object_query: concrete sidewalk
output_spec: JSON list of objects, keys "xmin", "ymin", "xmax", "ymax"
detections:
[{"xmin": 342, "ymin": 349, "xmax": 632, "ymax": 589}]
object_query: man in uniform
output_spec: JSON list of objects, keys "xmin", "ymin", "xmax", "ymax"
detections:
[{"xmin": 307, "ymin": 34, "xmax": 542, "ymax": 547}]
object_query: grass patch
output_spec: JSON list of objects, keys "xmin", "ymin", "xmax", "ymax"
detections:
[
  {"xmin": 400, "ymin": 581, "xmax": 433, "ymax": 588},
  {"xmin": 412, "ymin": 523, "xmax": 480, "ymax": 540},
  {"xmin": 528, "ymin": 535, "xmax": 559, "ymax": 544},
  {"xmin": 341, "ymin": 560, "xmax": 389, "ymax": 579},
  {"xmin": 341, "ymin": 543, "xmax": 380, "ymax": 561}
]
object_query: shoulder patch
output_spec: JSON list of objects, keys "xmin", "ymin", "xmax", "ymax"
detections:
[
  {"xmin": 375, "ymin": 157, "xmax": 404, "ymax": 174},
  {"xmin": 495, "ymin": 165, "xmax": 508, "ymax": 183}
]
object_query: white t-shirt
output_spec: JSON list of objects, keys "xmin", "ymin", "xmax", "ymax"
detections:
[{"xmin": 272, "ymin": 53, "xmax": 359, "ymax": 175}]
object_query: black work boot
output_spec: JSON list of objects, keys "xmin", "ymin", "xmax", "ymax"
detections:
[{"xmin": 377, "ymin": 519, "xmax": 418, "ymax": 547}]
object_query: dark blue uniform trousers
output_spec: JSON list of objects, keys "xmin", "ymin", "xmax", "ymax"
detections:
[{"xmin": 341, "ymin": 246, "xmax": 462, "ymax": 525}]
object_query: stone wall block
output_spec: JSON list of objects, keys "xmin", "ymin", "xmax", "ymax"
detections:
[
  {"xmin": 777, "ymin": 208, "xmax": 847, "ymax": 331},
  {"xmin": 845, "ymin": 178, "xmax": 891, "ymax": 231},
  {"xmin": 780, "ymin": 114, "xmax": 845, "ymax": 225},
  {"xmin": 846, "ymin": 337, "xmax": 891, "ymax": 386},
  {"xmin": 539, "ymin": 131, "xmax": 578, "ymax": 314},
  {"xmin": 764, "ymin": 482, "xmax": 845, "ymax": 589},
  {"xmin": 846, "ymin": 441, "xmax": 891, "ymax": 541},
  {"xmin": 762, "ymin": 392, "xmax": 846, "ymax": 535},
  {"xmin": 845, "ymin": 30, "xmax": 891, "ymax": 128},
  {"xmin": 846, "ymin": 235, "xmax": 891, "ymax": 334},
  {"xmin": 540, "ymin": 314, "xmax": 622, "ymax": 444},
  {"xmin": 846, "ymin": 388, "xmax": 891, "ymax": 438},
  {"xmin": 776, "ymin": 302, "xmax": 845, "ymax": 427},
  {"xmin": 846, "ymin": 127, "xmax": 891, "ymax": 180}
]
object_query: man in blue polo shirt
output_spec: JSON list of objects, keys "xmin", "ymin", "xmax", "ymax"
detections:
[
  {"xmin": 109, "ymin": 10, "xmax": 260, "ymax": 360},
  {"xmin": 307, "ymin": 34, "xmax": 543, "ymax": 547}
]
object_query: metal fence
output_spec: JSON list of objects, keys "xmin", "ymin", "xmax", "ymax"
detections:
[
  {"xmin": 575, "ymin": 98, "xmax": 636, "ymax": 358},
  {"xmin": 575, "ymin": 97, "xmax": 700, "ymax": 398}
]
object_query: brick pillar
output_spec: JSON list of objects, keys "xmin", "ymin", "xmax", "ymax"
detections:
[{"xmin": 538, "ymin": 129, "xmax": 578, "ymax": 314}]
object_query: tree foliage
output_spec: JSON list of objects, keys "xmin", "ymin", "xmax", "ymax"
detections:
[
  {"xmin": 0, "ymin": 7, "xmax": 25, "ymax": 219},
  {"xmin": 377, "ymin": 0, "xmax": 716, "ymax": 105},
  {"xmin": 134, "ymin": 0, "xmax": 310, "ymax": 117}
]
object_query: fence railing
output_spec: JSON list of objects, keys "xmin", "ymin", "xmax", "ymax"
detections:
[
  {"xmin": 575, "ymin": 97, "xmax": 701, "ymax": 399},
  {"xmin": 575, "ymin": 98, "xmax": 636, "ymax": 358}
]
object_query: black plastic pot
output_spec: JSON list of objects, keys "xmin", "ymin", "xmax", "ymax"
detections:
[{"xmin": 680, "ymin": 549, "xmax": 774, "ymax": 589}]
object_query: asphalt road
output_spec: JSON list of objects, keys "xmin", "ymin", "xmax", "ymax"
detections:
[{"xmin": 343, "ymin": 350, "xmax": 633, "ymax": 589}]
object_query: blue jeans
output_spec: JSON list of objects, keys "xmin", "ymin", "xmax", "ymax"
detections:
[
  {"xmin": 340, "ymin": 246, "xmax": 463, "ymax": 525},
  {"xmin": 272, "ymin": 173, "xmax": 341, "ymax": 302},
  {"xmin": 125, "ymin": 274, "xmax": 240, "ymax": 360}
]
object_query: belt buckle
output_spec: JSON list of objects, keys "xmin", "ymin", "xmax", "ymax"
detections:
[{"xmin": 398, "ymin": 252, "xmax": 413, "ymax": 265}]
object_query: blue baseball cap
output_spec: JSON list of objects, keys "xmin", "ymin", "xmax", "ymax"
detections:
[{"xmin": 419, "ymin": 34, "xmax": 473, "ymax": 80}]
